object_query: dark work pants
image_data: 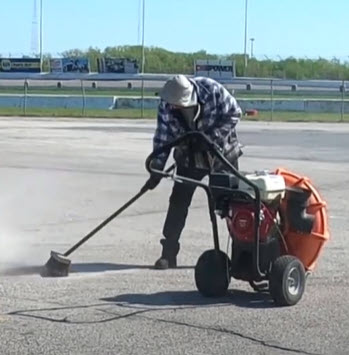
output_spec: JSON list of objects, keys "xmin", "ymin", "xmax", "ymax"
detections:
[{"xmin": 162, "ymin": 160, "xmax": 239, "ymax": 255}]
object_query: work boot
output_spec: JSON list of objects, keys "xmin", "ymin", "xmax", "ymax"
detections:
[
  {"xmin": 154, "ymin": 239, "xmax": 180, "ymax": 270},
  {"xmin": 154, "ymin": 256, "xmax": 177, "ymax": 269}
]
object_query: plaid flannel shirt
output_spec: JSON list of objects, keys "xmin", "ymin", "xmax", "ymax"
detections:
[{"xmin": 153, "ymin": 76, "xmax": 242, "ymax": 167}]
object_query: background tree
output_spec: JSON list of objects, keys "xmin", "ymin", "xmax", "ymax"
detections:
[{"xmin": 57, "ymin": 45, "xmax": 349, "ymax": 80}]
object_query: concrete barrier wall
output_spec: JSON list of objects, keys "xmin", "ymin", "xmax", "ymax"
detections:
[
  {"xmin": 0, "ymin": 95, "xmax": 113, "ymax": 110},
  {"xmin": 239, "ymin": 99, "xmax": 306, "ymax": 112},
  {"xmin": 0, "ymin": 94, "xmax": 349, "ymax": 113},
  {"xmin": 304, "ymin": 100, "xmax": 348, "ymax": 113},
  {"xmin": 112, "ymin": 96, "xmax": 159, "ymax": 109}
]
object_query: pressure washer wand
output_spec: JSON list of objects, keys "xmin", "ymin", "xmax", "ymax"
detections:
[
  {"xmin": 63, "ymin": 162, "xmax": 175, "ymax": 258},
  {"xmin": 63, "ymin": 188, "xmax": 146, "ymax": 257}
]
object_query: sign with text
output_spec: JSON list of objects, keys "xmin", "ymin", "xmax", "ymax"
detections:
[
  {"xmin": 97, "ymin": 58, "xmax": 139, "ymax": 74},
  {"xmin": 50, "ymin": 58, "xmax": 90, "ymax": 73},
  {"xmin": 194, "ymin": 59, "xmax": 235, "ymax": 79},
  {"xmin": 0, "ymin": 58, "xmax": 40, "ymax": 73}
]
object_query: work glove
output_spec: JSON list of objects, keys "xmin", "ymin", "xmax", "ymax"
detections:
[
  {"xmin": 142, "ymin": 160, "xmax": 164, "ymax": 192},
  {"xmin": 143, "ymin": 174, "xmax": 162, "ymax": 191}
]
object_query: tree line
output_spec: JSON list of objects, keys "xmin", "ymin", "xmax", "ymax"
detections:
[{"xmin": 42, "ymin": 45, "xmax": 349, "ymax": 80}]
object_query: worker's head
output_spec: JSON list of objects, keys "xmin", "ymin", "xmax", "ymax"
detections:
[{"xmin": 160, "ymin": 75, "xmax": 198, "ymax": 108}]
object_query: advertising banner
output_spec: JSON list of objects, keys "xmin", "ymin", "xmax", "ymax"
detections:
[
  {"xmin": 49, "ymin": 59, "xmax": 63, "ymax": 73},
  {"xmin": 97, "ymin": 58, "xmax": 139, "ymax": 74},
  {"xmin": 50, "ymin": 58, "xmax": 90, "ymax": 73},
  {"xmin": 0, "ymin": 58, "xmax": 41, "ymax": 73},
  {"xmin": 194, "ymin": 59, "xmax": 235, "ymax": 79}
]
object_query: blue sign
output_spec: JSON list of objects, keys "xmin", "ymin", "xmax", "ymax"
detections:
[{"xmin": 50, "ymin": 58, "xmax": 90, "ymax": 73}]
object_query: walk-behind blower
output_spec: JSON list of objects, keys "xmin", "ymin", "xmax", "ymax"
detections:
[{"xmin": 41, "ymin": 131, "xmax": 329, "ymax": 307}]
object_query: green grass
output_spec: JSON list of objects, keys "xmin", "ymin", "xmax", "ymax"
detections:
[{"xmin": 0, "ymin": 107, "xmax": 348, "ymax": 122}]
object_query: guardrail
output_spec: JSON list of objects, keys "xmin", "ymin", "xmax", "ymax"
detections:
[{"xmin": 0, "ymin": 72, "xmax": 348, "ymax": 90}]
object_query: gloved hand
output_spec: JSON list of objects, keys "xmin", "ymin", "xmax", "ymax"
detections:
[
  {"xmin": 142, "ymin": 159, "xmax": 165, "ymax": 192},
  {"xmin": 143, "ymin": 174, "xmax": 162, "ymax": 191}
]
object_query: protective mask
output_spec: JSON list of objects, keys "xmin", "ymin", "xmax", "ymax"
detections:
[{"xmin": 179, "ymin": 106, "xmax": 198, "ymax": 123}]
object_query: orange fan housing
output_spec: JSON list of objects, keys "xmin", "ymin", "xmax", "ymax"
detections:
[{"xmin": 275, "ymin": 168, "xmax": 330, "ymax": 271}]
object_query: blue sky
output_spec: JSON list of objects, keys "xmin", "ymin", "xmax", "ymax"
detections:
[{"xmin": 0, "ymin": 0, "xmax": 348, "ymax": 60}]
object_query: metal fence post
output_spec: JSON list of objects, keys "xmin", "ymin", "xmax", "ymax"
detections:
[
  {"xmin": 140, "ymin": 0, "xmax": 146, "ymax": 118},
  {"xmin": 340, "ymin": 80, "xmax": 345, "ymax": 122},
  {"xmin": 81, "ymin": 80, "xmax": 86, "ymax": 117},
  {"xmin": 270, "ymin": 79, "xmax": 274, "ymax": 121},
  {"xmin": 23, "ymin": 79, "xmax": 28, "ymax": 116},
  {"xmin": 141, "ymin": 78, "xmax": 145, "ymax": 118}
]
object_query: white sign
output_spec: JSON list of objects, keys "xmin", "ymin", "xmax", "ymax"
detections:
[{"xmin": 194, "ymin": 59, "xmax": 235, "ymax": 79}]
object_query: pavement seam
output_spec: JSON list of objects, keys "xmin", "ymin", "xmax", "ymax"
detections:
[
  {"xmin": 8, "ymin": 308, "xmax": 150, "ymax": 325},
  {"xmin": 7, "ymin": 303, "xmax": 322, "ymax": 355},
  {"xmin": 143, "ymin": 315, "xmax": 323, "ymax": 355}
]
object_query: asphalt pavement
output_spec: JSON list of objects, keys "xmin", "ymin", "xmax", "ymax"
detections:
[{"xmin": 0, "ymin": 117, "xmax": 348, "ymax": 355}]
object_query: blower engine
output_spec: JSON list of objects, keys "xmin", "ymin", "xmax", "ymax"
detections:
[
  {"xmin": 211, "ymin": 171, "xmax": 287, "ymax": 281},
  {"xmin": 228, "ymin": 202, "xmax": 277, "ymax": 244}
]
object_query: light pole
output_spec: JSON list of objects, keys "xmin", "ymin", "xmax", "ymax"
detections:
[
  {"xmin": 141, "ymin": 0, "xmax": 145, "ymax": 118},
  {"xmin": 40, "ymin": 0, "xmax": 43, "ymax": 72},
  {"xmin": 250, "ymin": 38, "xmax": 255, "ymax": 58},
  {"xmin": 137, "ymin": 0, "xmax": 142, "ymax": 44},
  {"xmin": 244, "ymin": 0, "xmax": 248, "ymax": 73}
]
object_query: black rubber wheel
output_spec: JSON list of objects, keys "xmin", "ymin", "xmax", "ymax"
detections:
[
  {"xmin": 195, "ymin": 249, "xmax": 230, "ymax": 297},
  {"xmin": 269, "ymin": 255, "xmax": 306, "ymax": 306}
]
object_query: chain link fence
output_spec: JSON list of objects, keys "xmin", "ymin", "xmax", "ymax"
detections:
[
  {"xmin": 231, "ymin": 79, "xmax": 349, "ymax": 122},
  {"xmin": 0, "ymin": 78, "xmax": 348, "ymax": 122}
]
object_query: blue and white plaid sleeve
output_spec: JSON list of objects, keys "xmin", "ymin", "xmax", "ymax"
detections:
[
  {"xmin": 195, "ymin": 78, "xmax": 242, "ymax": 151},
  {"xmin": 216, "ymin": 83, "xmax": 242, "ymax": 126},
  {"xmin": 152, "ymin": 100, "xmax": 174, "ymax": 168}
]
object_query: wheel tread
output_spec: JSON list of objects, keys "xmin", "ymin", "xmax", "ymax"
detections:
[
  {"xmin": 195, "ymin": 249, "xmax": 230, "ymax": 297},
  {"xmin": 269, "ymin": 255, "xmax": 305, "ymax": 306}
]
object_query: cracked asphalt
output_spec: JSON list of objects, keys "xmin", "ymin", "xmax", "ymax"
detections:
[{"xmin": 0, "ymin": 117, "xmax": 348, "ymax": 355}]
